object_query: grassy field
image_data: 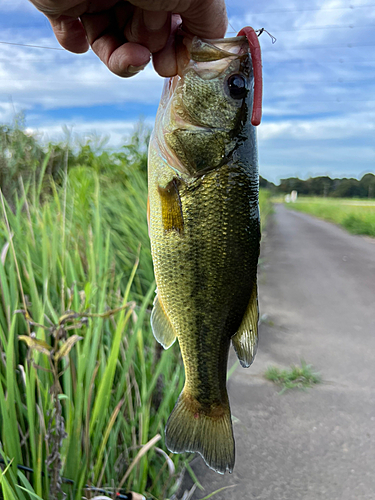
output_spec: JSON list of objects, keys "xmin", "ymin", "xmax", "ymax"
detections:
[
  {"xmin": 0, "ymin": 121, "xmax": 271, "ymax": 500},
  {"xmin": 285, "ymin": 197, "xmax": 375, "ymax": 237}
]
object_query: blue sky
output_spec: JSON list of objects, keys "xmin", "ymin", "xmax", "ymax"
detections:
[{"xmin": 0, "ymin": 0, "xmax": 374, "ymax": 183}]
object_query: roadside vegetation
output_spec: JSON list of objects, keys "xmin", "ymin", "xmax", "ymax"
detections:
[
  {"xmin": 265, "ymin": 361, "xmax": 321, "ymax": 394},
  {"xmin": 258, "ymin": 189, "xmax": 273, "ymax": 230},
  {"xmin": 0, "ymin": 119, "xmax": 183, "ymax": 500},
  {"xmin": 284, "ymin": 197, "xmax": 375, "ymax": 237},
  {"xmin": 0, "ymin": 118, "xmax": 272, "ymax": 499}
]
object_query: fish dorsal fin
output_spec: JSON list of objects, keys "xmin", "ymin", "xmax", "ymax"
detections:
[
  {"xmin": 151, "ymin": 294, "xmax": 177, "ymax": 349},
  {"xmin": 231, "ymin": 282, "xmax": 259, "ymax": 367}
]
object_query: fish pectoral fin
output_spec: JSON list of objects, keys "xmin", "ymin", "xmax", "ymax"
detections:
[
  {"xmin": 231, "ymin": 282, "xmax": 259, "ymax": 368},
  {"xmin": 150, "ymin": 294, "xmax": 177, "ymax": 349},
  {"xmin": 158, "ymin": 178, "xmax": 184, "ymax": 233}
]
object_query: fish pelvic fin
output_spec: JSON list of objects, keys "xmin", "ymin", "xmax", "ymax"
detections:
[
  {"xmin": 165, "ymin": 390, "xmax": 235, "ymax": 474},
  {"xmin": 231, "ymin": 281, "xmax": 259, "ymax": 368},
  {"xmin": 151, "ymin": 293, "xmax": 177, "ymax": 349}
]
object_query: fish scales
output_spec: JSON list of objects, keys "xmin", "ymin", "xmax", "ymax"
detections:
[
  {"xmin": 148, "ymin": 28, "xmax": 262, "ymax": 474},
  {"xmin": 151, "ymin": 165, "xmax": 259, "ymax": 395}
]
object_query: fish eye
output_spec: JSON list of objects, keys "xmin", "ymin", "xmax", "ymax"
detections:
[{"xmin": 227, "ymin": 74, "xmax": 247, "ymax": 100}]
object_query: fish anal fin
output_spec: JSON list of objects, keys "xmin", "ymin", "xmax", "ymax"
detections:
[
  {"xmin": 165, "ymin": 390, "xmax": 235, "ymax": 474},
  {"xmin": 157, "ymin": 178, "xmax": 184, "ymax": 233},
  {"xmin": 151, "ymin": 294, "xmax": 177, "ymax": 349},
  {"xmin": 232, "ymin": 283, "xmax": 259, "ymax": 368}
]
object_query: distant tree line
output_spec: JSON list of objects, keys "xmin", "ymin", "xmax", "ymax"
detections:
[
  {"xmin": 260, "ymin": 173, "xmax": 375, "ymax": 198},
  {"xmin": 0, "ymin": 116, "xmax": 149, "ymax": 206},
  {"xmin": 1, "ymin": 117, "xmax": 373, "ymax": 202}
]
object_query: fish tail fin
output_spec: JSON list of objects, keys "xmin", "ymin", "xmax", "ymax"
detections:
[{"xmin": 165, "ymin": 390, "xmax": 235, "ymax": 474}]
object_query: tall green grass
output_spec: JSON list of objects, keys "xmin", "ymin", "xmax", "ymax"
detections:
[
  {"xmin": 0, "ymin": 119, "xmax": 273, "ymax": 499},
  {"xmin": 0, "ymin": 166, "xmax": 184, "ymax": 499},
  {"xmin": 285, "ymin": 197, "xmax": 375, "ymax": 237}
]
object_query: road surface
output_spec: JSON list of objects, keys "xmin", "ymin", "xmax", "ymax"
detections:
[{"xmin": 176, "ymin": 204, "xmax": 375, "ymax": 500}]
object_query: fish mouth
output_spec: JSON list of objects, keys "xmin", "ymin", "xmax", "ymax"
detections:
[
  {"xmin": 152, "ymin": 34, "xmax": 250, "ymax": 176},
  {"xmin": 178, "ymin": 33, "xmax": 250, "ymax": 70},
  {"xmin": 159, "ymin": 34, "xmax": 250, "ymax": 129}
]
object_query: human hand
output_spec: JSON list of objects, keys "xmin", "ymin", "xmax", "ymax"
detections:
[{"xmin": 29, "ymin": 0, "xmax": 228, "ymax": 77}]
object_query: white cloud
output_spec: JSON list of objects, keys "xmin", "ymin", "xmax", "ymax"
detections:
[
  {"xmin": 0, "ymin": 36, "xmax": 163, "ymax": 111},
  {"xmin": 259, "ymin": 111, "xmax": 375, "ymax": 141},
  {"xmin": 0, "ymin": 101, "xmax": 18, "ymax": 123}
]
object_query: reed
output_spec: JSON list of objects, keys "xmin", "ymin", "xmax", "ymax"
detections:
[
  {"xmin": 0, "ymin": 158, "xmax": 183, "ymax": 500},
  {"xmin": 0, "ymin": 122, "xmax": 272, "ymax": 499}
]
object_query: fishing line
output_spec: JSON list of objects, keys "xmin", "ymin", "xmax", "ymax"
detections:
[
  {"xmin": 0, "ymin": 40, "xmax": 65, "ymax": 50},
  {"xmin": 227, "ymin": 19, "xmax": 238, "ymax": 35},
  {"xmin": 264, "ymin": 78, "xmax": 373, "ymax": 84},
  {"xmin": 266, "ymin": 98, "xmax": 375, "ymax": 103},
  {"xmin": 249, "ymin": 3, "xmax": 375, "ymax": 15},
  {"xmin": 0, "ymin": 23, "xmax": 370, "ymax": 51},
  {"xmin": 275, "ymin": 23, "xmax": 375, "ymax": 32},
  {"xmin": 262, "ymin": 42, "xmax": 375, "ymax": 52}
]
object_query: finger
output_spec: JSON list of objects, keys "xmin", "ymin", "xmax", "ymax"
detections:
[
  {"xmin": 81, "ymin": 11, "xmax": 151, "ymax": 77},
  {"xmin": 30, "ymin": 0, "xmax": 84, "ymax": 18},
  {"xmin": 152, "ymin": 14, "xmax": 181, "ymax": 77},
  {"xmin": 31, "ymin": 0, "xmax": 118, "ymax": 19},
  {"xmin": 179, "ymin": 0, "xmax": 228, "ymax": 39},
  {"xmin": 49, "ymin": 15, "xmax": 89, "ymax": 53},
  {"xmin": 125, "ymin": 7, "xmax": 171, "ymax": 54},
  {"xmin": 128, "ymin": 0, "xmax": 228, "ymax": 39}
]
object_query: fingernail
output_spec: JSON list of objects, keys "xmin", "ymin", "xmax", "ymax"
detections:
[
  {"xmin": 143, "ymin": 10, "xmax": 169, "ymax": 31},
  {"xmin": 128, "ymin": 63, "xmax": 148, "ymax": 74}
]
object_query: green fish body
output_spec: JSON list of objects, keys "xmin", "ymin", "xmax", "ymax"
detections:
[{"xmin": 148, "ymin": 32, "xmax": 261, "ymax": 474}]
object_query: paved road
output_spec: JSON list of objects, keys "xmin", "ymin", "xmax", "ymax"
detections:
[{"xmin": 177, "ymin": 204, "xmax": 375, "ymax": 500}]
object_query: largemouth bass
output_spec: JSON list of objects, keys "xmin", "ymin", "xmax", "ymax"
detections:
[{"xmin": 148, "ymin": 27, "xmax": 262, "ymax": 474}]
